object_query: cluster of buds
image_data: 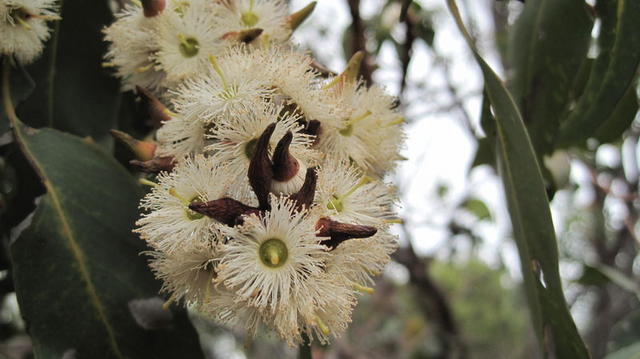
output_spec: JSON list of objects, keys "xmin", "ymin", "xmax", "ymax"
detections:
[
  {"xmin": 0, "ymin": 0, "xmax": 60, "ymax": 64},
  {"xmin": 106, "ymin": 0, "xmax": 405, "ymax": 346}
]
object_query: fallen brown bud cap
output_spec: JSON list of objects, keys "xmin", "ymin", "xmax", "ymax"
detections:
[
  {"xmin": 272, "ymin": 131, "xmax": 300, "ymax": 182},
  {"xmin": 189, "ymin": 198, "xmax": 260, "ymax": 227},
  {"xmin": 288, "ymin": 167, "xmax": 317, "ymax": 211},
  {"xmin": 248, "ymin": 123, "xmax": 276, "ymax": 210},
  {"xmin": 315, "ymin": 217, "xmax": 377, "ymax": 249}
]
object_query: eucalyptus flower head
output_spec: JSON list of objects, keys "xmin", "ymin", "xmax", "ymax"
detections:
[
  {"xmin": 147, "ymin": 242, "xmax": 221, "ymax": 305},
  {"xmin": 135, "ymin": 155, "xmax": 230, "ymax": 253},
  {"xmin": 0, "ymin": 0, "xmax": 59, "ymax": 64},
  {"xmin": 170, "ymin": 47, "xmax": 275, "ymax": 124},
  {"xmin": 317, "ymin": 53, "xmax": 405, "ymax": 176},
  {"xmin": 316, "ymin": 161, "xmax": 397, "ymax": 227},
  {"xmin": 215, "ymin": 195, "xmax": 328, "ymax": 310},
  {"xmin": 154, "ymin": 0, "xmax": 226, "ymax": 88},
  {"xmin": 215, "ymin": 0, "xmax": 289, "ymax": 42}
]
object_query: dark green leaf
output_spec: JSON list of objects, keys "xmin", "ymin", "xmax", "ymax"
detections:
[
  {"xmin": 594, "ymin": 80, "xmax": 639, "ymax": 144},
  {"xmin": 557, "ymin": 0, "xmax": 640, "ymax": 146},
  {"xmin": 446, "ymin": 1, "xmax": 589, "ymax": 357},
  {"xmin": 16, "ymin": 0, "xmax": 122, "ymax": 149},
  {"xmin": 507, "ymin": 0, "xmax": 593, "ymax": 155},
  {"xmin": 9, "ymin": 121, "xmax": 203, "ymax": 359},
  {"xmin": 462, "ymin": 198, "xmax": 492, "ymax": 221}
]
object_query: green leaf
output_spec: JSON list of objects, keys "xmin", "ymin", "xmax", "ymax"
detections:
[
  {"xmin": 16, "ymin": 0, "xmax": 121, "ymax": 148},
  {"xmin": 446, "ymin": 1, "xmax": 589, "ymax": 357},
  {"xmin": 462, "ymin": 198, "xmax": 492, "ymax": 221},
  {"xmin": 507, "ymin": 0, "xmax": 593, "ymax": 155},
  {"xmin": 557, "ymin": 0, "xmax": 640, "ymax": 146},
  {"xmin": 9, "ymin": 121, "xmax": 203, "ymax": 359},
  {"xmin": 0, "ymin": 63, "xmax": 35, "ymax": 134},
  {"xmin": 594, "ymin": 80, "xmax": 639, "ymax": 144}
]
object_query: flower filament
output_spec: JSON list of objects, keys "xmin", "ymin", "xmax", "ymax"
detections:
[
  {"xmin": 327, "ymin": 176, "xmax": 372, "ymax": 212},
  {"xmin": 208, "ymin": 55, "xmax": 238, "ymax": 100},
  {"xmin": 339, "ymin": 110, "xmax": 372, "ymax": 136},
  {"xmin": 169, "ymin": 188, "xmax": 205, "ymax": 220}
]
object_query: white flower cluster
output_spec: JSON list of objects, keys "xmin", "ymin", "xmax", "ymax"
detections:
[
  {"xmin": 106, "ymin": 0, "xmax": 405, "ymax": 346},
  {"xmin": 0, "ymin": 0, "xmax": 59, "ymax": 64}
]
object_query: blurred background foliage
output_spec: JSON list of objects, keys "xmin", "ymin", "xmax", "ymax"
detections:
[{"xmin": 0, "ymin": 0, "xmax": 639, "ymax": 358}]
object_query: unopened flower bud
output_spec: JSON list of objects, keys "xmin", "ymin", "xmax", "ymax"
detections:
[
  {"xmin": 110, "ymin": 130, "xmax": 156, "ymax": 161},
  {"xmin": 141, "ymin": 0, "xmax": 166, "ymax": 17},
  {"xmin": 136, "ymin": 86, "xmax": 173, "ymax": 128},
  {"xmin": 286, "ymin": 1, "xmax": 317, "ymax": 32},
  {"xmin": 130, "ymin": 156, "xmax": 175, "ymax": 173},
  {"xmin": 323, "ymin": 51, "xmax": 364, "ymax": 90}
]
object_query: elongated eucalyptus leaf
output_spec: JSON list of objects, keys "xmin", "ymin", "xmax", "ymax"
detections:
[
  {"xmin": 16, "ymin": 0, "xmax": 121, "ymax": 148},
  {"xmin": 508, "ymin": 0, "xmax": 593, "ymax": 155},
  {"xmin": 557, "ymin": 0, "xmax": 640, "ymax": 146},
  {"xmin": 9, "ymin": 120, "xmax": 203, "ymax": 359},
  {"xmin": 594, "ymin": 80, "xmax": 639, "ymax": 144},
  {"xmin": 446, "ymin": 1, "xmax": 588, "ymax": 357}
]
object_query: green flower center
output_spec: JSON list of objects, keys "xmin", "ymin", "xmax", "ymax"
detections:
[
  {"xmin": 179, "ymin": 36, "xmax": 200, "ymax": 58},
  {"xmin": 241, "ymin": 11, "xmax": 259, "ymax": 27},
  {"xmin": 186, "ymin": 196, "xmax": 205, "ymax": 220},
  {"xmin": 244, "ymin": 138, "xmax": 258, "ymax": 159},
  {"xmin": 338, "ymin": 110, "xmax": 372, "ymax": 137},
  {"xmin": 327, "ymin": 195, "xmax": 344, "ymax": 212},
  {"xmin": 259, "ymin": 238, "xmax": 288, "ymax": 268}
]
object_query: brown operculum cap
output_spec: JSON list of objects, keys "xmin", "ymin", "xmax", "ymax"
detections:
[
  {"xmin": 272, "ymin": 131, "xmax": 300, "ymax": 182},
  {"xmin": 110, "ymin": 130, "xmax": 156, "ymax": 161},
  {"xmin": 222, "ymin": 28, "xmax": 263, "ymax": 44},
  {"xmin": 288, "ymin": 167, "xmax": 317, "ymax": 211},
  {"xmin": 248, "ymin": 123, "xmax": 276, "ymax": 210},
  {"xmin": 141, "ymin": 0, "xmax": 166, "ymax": 17},
  {"xmin": 136, "ymin": 86, "xmax": 172, "ymax": 129},
  {"xmin": 130, "ymin": 156, "xmax": 175, "ymax": 173},
  {"xmin": 189, "ymin": 198, "xmax": 260, "ymax": 226},
  {"xmin": 315, "ymin": 217, "xmax": 377, "ymax": 249}
]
